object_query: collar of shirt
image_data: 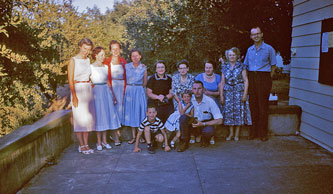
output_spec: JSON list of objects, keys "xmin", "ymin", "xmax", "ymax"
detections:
[
  {"xmin": 192, "ymin": 94, "xmax": 210, "ymax": 106},
  {"xmin": 250, "ymin": 41, "xmax": 266, "ymax": 51},
  {"xmin": 154, "ymin": 73, "xmax": 168, "ymax": 80}
]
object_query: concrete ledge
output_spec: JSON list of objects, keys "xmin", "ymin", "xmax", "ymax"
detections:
[
  {"xmin": 215, "ymin": 105, "xmax": 302, "ymax": 137},
  {"xmin": 0, "ymin": 110, "xmax": 73, "ymax": 194}
]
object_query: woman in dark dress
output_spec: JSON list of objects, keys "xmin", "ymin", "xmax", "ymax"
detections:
[{"xmin": 146, "ymin": 60, "xmax": 174, "ymax": 124}]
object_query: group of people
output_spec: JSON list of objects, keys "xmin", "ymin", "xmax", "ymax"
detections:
[{"xmin": 68, "ymin": 26, "xmax": 277, "ymax": 154}]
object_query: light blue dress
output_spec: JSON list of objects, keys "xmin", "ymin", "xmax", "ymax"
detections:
[
  {"xmin": 164, "ymin": 101, "xmax": 193, "ymax": 131},
  {"xmin": 195, "ymin": 73, "xmax": 221, "ymax": 109},
  {"xmin": 122, "ymin": 63, "xmax": 147, "ymax": 127},
  {"xmin": 111, "ymin": 63, "xmax": 125, "ymax": 123},
  {"xmin": 90, "ymin": 65, "xmax": 121, "ymax": 131}
]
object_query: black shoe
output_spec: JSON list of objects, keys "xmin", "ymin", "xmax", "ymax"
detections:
[
  {"xmin": 177, "ymin": 142, "xmax": 188, "ymax": 152},
  {"xmin": 260, "ymin": 137, "xmax": 268, "ymax": 142},
  {"xmin": 200, "ymin": 140, "xmax": 209, "ymax": 148},
  {"xmin": 147, "ymin": 144, "xmax": 155, "ymax": 154}
]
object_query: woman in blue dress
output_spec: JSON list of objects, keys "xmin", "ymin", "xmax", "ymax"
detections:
[
  {"xmin": 123, "ymin": 49, "xmax": 148, "ymax": 144},
  {"xmin": 195, "ymin": 61, "xmax": 221, "ymax": 145},
  {"xmin": 103, "ymin": 40, "xmax": 127, "ymax": 146},
  {"xmin": 91, "ymin": 47, "xmax": 120, "ymax": 151},
  {"xmin": 220, "ymin": 47, "xmax": 252, "ymax": 141}
]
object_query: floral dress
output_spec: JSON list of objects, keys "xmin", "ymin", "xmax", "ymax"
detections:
[
  {"xmin": 171, "ymin": 73, "xmax": 195, "ymax": 109},
  {"xmin": 221, "ymin": 62, "xmax": 252, "ymax": 126}
]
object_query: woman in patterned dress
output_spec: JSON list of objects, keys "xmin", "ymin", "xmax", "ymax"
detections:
[
  {"xmin": 220, "ymin": 47, "xmax": 252, "ymax": 141},
  {"xmin": 122, "ymin": 49, "xmax": 148, "ymax": 144},
  {"xmin": 172, "ymin": 59, "xmax": 195, "ymax": 109},
  {"xmin": 103, "ymin": 40, "xmax": 127, "ymax": 146},
  {"xmin": 90, "ymin": 47, "xmax": 120, "ymax": 151},
  {"xmin": 68, "ymin": 38, "xmax": 95, "ymax": 154}
]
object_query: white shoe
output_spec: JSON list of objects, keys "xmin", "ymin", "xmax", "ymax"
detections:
[
  {"xmin": 102, "ymin": 143, "xmax": 112, "ymax": 149},
  {"xmin": 189, "ymin": 136, "xmax": 195, "ymax": 144},
  {"xmin": 196, "ymin": 136, "xmax": 201, "ymax": 143},
  {"xmin": 234, "ymin": 137, "xmax": 239, "ymax": 141},
  {"xmin": 210, "ymin": 137, "xmax": 215, "ymax": 145},
  {"xmin": 96, "ymin": 144, "xmax": 103, "ymax": 151},
  {"xmin": 170, "ymin": 140, "xmax": 175, "ymax": 148},
  {"xmin": 226, "ymin": 136, "xmax": 232, "ymax": 141}
]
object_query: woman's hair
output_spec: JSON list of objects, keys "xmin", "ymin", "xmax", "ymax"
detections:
[
  {"xmin": 129, "ymin": 48, "xmax": 142, "ymax": 58},
  {"xmin": 91, "ymin": 46, "xmax": 105, "ymax": 60},
  {"xmin": 226, "ymin": 47, "xmax": 240, "ymax": 60},
  {"xmin": 78, "ymin": 38, "xmax": 93, "ymax": 47},
  {"xmin": 181, "ymin": 90, "xmax": 192, "ymax": 97},
  {"xmin": 109, "ymin": 40, "xmax": 122, "ymax": 50},
  {"xmin": 176, "ymin": 59, "xmax": 189, "ymax": 68},
  {"xmin": 154, "ymin": 60, "xmax": 166, "ymax": 71},
  {"xmin": 204, "ymin": 60, "xmax": 216, "ymax": 70}
]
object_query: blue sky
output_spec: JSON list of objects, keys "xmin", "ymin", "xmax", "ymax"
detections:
[{"xmin": 72, "ymin": 0, "xmax": 117, "ymax": 14}]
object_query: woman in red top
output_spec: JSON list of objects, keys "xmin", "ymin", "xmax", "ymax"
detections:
[{"xmin": 103, "ymin": 40, "xmax": 127, "ymax": 146}]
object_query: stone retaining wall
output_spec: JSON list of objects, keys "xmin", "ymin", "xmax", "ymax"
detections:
[{"xmin": 0, "ymin": 110, "xmax": 72, "ymax": 194}]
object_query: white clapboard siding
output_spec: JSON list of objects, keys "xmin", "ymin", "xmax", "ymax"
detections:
[
  {"xmin": 292, "ymin": 34, "xmax": 321, "ymax": 47},
  {"xmin": 290, "ymin": 67, "xmax": 318, "ymax": 80},
  {"xmin": 289, "ymin": 87, "xmax": 333, "ymax": 108},
  {"xmin": 300, "ymin": 122, "xmax": 333, "ymax": 149},
  {"xmin": 290, "ymin": 0, "xmax": 333, "ymax": 152},
  {"xmin": 302, "ymin": 112, "xmax": 333, "ymax": 135},
  {"xmin": 293, "ymin": 0, "xmax": 333, "ymax": 16},
  {"xmin": 290, "ymin": 57, "xmax": 319, "ymax": 69},
  {"xmin": 294, "ymin": 0, "xmax": 309, "ymax": 7},
  {"xmin": 292, "ymin": 21, "xmax": 321, "ymax": 37},
  {"xmin": 291, "ymin": 46, "xmax": 320, "ymax": 58},
  {"xmin": 290, "ymin": 78, "xmax": 333, "ymax": 96},
  {"xmin": 289, "ymin": 98, "xmax": 333, "ymax": 124},
  {"xmin": 292, "ymin": 6, "xmax": 333, "ymax": 27}
]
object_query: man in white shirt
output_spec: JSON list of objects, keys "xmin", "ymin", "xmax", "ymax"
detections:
[{"xmin": 178, "ymin": 80, "xmax": 223, "ymax": 152}]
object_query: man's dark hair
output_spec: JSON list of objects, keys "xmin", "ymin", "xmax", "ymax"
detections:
[{"xmin": 193, "ymin": 80, "xmax": 204, "ymax": 88}]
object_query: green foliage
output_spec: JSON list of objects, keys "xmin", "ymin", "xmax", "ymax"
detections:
[{"xmin": 0, "ymin": 0, "xmax": 293, "ymax": 137}]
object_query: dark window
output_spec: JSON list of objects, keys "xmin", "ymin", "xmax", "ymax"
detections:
[{"xmin": 319, "ymin": 18, "xmax": 333, "ymax": 86}]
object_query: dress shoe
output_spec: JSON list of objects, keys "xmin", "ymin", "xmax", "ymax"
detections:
[
  {"xmin": 247, "ymin": 135, "xmax": 256, "ymax": 140},
  {"xmin": 177, "ymin": 142, "xmax": 188, "ymax": 152},
  {"xmin": 260, "ymin": 137, "xmax": 268, "ymax": 142}
]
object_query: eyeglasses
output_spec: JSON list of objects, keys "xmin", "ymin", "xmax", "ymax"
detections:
[{"xmin": 251, "ymin": 33, "xmax": 262, "ymax": 36}]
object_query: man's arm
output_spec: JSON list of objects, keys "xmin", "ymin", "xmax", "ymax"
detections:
[{"xmin": 192, "ymin": 118, "xmax": 222, "ymax": 128}]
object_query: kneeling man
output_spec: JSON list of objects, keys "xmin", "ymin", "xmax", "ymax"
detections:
[{"xmin": 178, "ymin": 80, "xmax": 222, "ymax": 152}]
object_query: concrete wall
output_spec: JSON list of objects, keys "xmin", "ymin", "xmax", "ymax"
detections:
[
  {"xmin": 215, "ymin": 105, "xmax": 302, "ymax": 137},
  {"xmin": 290, "ymin": 0, "xmax": 333, "ymax": 152},
  {"xmin": 0, "ymin": 110, "xmax": 73, "ymax": 194}
]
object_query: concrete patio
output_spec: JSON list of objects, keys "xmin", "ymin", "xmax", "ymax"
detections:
[{"xmin": 17, "ymin": 136, "xmax": 333, "ymax": 194}]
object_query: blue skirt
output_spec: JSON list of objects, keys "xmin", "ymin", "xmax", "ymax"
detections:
[
  {"xmin": 93, "ymin": 84, "xmax": 121, "ymax": 131},
  {"xmin": 122, "ymin": 85, "xmax": 147, "ymax": 127}
]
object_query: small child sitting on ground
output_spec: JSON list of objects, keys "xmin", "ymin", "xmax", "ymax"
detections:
[
  {"xmin": 164, "ymin": 90, "xmax": 194, "ymax": 149},
  {"xmin": 133, "ymin": 104, "xmax": 171, "ymax": 154}
]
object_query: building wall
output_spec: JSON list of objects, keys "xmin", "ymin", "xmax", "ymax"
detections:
[{"xmin": 290, "ymin": 0, "xmax": 333, "ymax": 152}]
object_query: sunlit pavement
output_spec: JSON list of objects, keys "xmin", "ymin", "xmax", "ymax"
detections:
[{"xmin": 18, "ymin": 136, "xmax": 333, "ymax": 194}]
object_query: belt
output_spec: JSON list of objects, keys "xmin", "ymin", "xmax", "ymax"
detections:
[
  {"xmin": 112, "ymin": 78, "xmax": 124, "ymax": 80},
  {"xmin": 248, "ymin": 71, "xmax": 270, "ymax": 74},
  {"xmin": 74, "ymin": 80, "xmax": 90, "ymax": 84},
  {"xmin": 127, "ymin": 84, "xmax": 142, "ymax": 86},
  {"xmin": 94, "ymin": 83, "xmax": 107, "ymax": 85}
]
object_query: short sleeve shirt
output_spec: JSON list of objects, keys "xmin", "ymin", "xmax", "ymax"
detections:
[
  {"xmin": 244, "ymin": 42, "xmax": 277, "ymax": 72},
  {"xmin": 192, "ymin": 94, "xmax": 223, "ymax": 121},
  {"xmin": 195, "ymin": 73, "xmax": 221, "ymax": 92},
  {"xmin": 138, "ymin": 117, "xmax": 164, "ymax": 133},
  {"xmin": 146, "ymin": 74, "xmax": 172, "ymax": 106}
]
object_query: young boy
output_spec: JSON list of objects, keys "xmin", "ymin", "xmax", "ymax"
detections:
[{"xmin": 133, "ymin": 104, "xmax": 171, "ymax": 154}]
